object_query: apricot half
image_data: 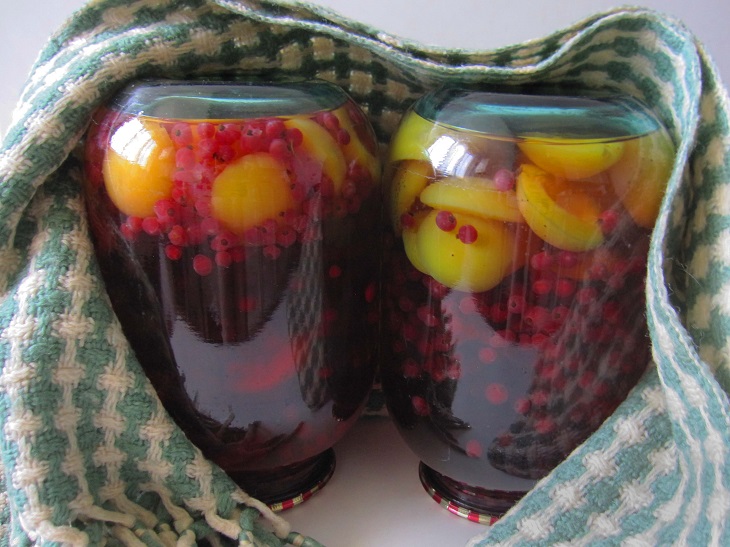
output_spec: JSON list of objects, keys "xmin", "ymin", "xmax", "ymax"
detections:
[
  {"xmin": 518, "ymin": 136, "xmax": 625, "ymax": 180},
  {"xmin": 418, "ymin": 176, "xmax": 523, "ymax": 223},
  {"xmin": 389, "ymin": 160, "xmax": 434, "ymax": 233},
  {"xmin": 402, "ymin": 210, "xmax": 430, "ymax": 274},
  {"xmin": 415, "ymin": 210, "xmax": 515, "ymax": 293},
  {"xmin": 332, "ymin": 107, "xmax": 381, "ymax": 183},
  {"xmin": 516, "ymin": 165, "xmax": 604, "ymax": 252},
  {"xmin": 388, "ymin": 111, "xmax": 451, "ymax": 164},
  {"xmin": 285, "ymin": 117, "xmax": 347, "ymax": 193},
  {"xmin": 608, "ymin": 130, "xmax": 673, "ymax": 228},
  {"xmin": 103, "ymin": 118, "xmax": 175, "ymax": 218},
  {"xmin": 211, "ymin": 152, "xmax": 295, "ymax": 234}
]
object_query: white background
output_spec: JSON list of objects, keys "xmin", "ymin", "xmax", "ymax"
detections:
[
  {"xmin": 0, "ymin": 1, "xmax": 727, "ymax": 546},
  {"xmin": 1, "ymin": 0, "xmax": 729, "ymax": 138}
]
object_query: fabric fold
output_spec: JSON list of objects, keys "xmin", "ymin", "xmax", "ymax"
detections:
[{"xmin": 0, "ymin": 1, "xmax": 728, "ymax": 545}]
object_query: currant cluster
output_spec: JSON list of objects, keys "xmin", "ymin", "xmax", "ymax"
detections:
[
  {"xmin": 383, "ymin": 212, "xmax": 651, "ymax": 481},
  {"xmin": 85, "ymin": 106, "xmax": 378, "ymax": 279}
]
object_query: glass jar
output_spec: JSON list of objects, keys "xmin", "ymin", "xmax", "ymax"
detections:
[
  {"xmin": 83, "ymin": 79, "xmax": 382, "ymax": 508},
  {"xmin": 381, "ymin": 86, "xmax": 673, "ymax": 521}
]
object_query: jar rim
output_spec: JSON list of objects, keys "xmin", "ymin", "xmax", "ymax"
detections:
[
  {"xmin": 411, "ymin": 86, "xmax": 664, "ymax": 141},
  {"xmin": 107, "ymin": 78, "xmax": 350, "ymax": 121}
]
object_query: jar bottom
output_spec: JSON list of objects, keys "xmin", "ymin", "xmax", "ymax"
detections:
[
  {"xmin": 226, "ymin": 449, "xmax": 336, "ymax": 510},
  {"xmin": 418, "ymin": 463, "xmax": 525, "ymax": 524}
]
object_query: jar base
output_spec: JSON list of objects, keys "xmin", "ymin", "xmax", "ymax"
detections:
[
  {"xmin": 227, "ymin": 449, "xmax": 336, "ymax": 511},
  {"xmin": 418, "ymin": 463, "xmax": 524, "ymax": 524}
]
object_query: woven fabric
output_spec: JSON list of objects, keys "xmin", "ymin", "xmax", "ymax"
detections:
[{"xmin": 0, "ymin": 0, "xmax": 728, "ymax": 545}]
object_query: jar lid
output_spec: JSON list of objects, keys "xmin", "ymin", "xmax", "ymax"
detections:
[
  {"xmin": 108, "ymin": 78, "xmax": 349, "ymax": 121},
  {"xmin": 412, "ymin": 86, "xmax": 663, "ymax": 141}
]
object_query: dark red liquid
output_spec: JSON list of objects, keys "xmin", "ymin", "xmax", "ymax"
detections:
[
  {"xmin": 84, "ymin": 105, "xmax": 381, "ymax": 503},
  {"xmin": 381, "ymin": 228, "xmax": 651, "ymax": 507}
]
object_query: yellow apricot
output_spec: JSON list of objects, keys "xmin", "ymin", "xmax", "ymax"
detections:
[
  {"xmin": 518, "ymin": 136, "xmax": 625, "ymax": 180},
  {"xmin": 388, "ymin": 111, "xmax": 452, "ymax": 164},
  {"xmin": 102, "ymin": 118, "xmax": 175, "ymax": 218},
  {"xmin": 332, "ymin": 107, "xmax": 381, "ymax": 183},
  {"xmin": 402, "ymin": 211, "xmax": 429, "ymax": 274},
  {"xmin": 416, "ymin": 210, "xmax": 515, "ymax": 293},
  {"xmin": 285, "ymin": 117, "xmax": 347, "ymax": 193},
  {"xmin": 516, "ymin": 165, "xmax": 604, "ymax": 252},
  {"xmin": 608, "ymin": 130, "xmax": 673, "ymax": 228},
  {"xmin": 389, "ymin": 160, "xmax": 434, "ymax": 233},
  {"xmin": 418, "ymin": 176, "xmax": 523, "ymax": 223},
  {"xmin": 211, "ymin": 153, "xmax": 295, "ymax": 234}
]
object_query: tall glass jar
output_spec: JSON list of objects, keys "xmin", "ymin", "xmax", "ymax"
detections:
[
  {"xmin": 381, "ymin": 86, "xmax": 673, "ymax": 521},
  {"xmin": 83, "ymin": 79, "xmax": 381, "ymax": 508}
]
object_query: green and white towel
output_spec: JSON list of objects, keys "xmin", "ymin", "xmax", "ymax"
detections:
[{"xmin": 1, "ymin": 1, "xmax": 728, "ymax": 545}]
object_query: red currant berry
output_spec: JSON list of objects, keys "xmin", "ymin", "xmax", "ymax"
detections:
[
  {"xmin": 269, "ymin": 138, "xmax": 290, "ymax": 160},
  {"xmin": 490, "ymin": 301, "xmax": 510, "ymax": 323},
  {"xmin": 531, "ymin": 278, "xmax": 554, "ymax": 296},
  {"xmin": 530, "ymin": 251, "xmax": 554, "ymax": 270},
  {"xmin": 577, "ymin": 286, "xmax": 598, "ymax": 305},
  {"xmin": 551, "ymin": 305, "xmax": 570, "ymax": 323},
  {"xmin": 485, "ymin": 383, "xmax": 509, "ymax": 405},
  {"xmin": 507, "ymin": 294, "xmax": 526, "ymax": 314},
  {"xmin": 478, "ymin": 347, "xmax": 497, "ymax": 364},
  {"xmin": 125, "ymin": 216, "xmax": 143, "ymax": 234},
  {"xmin": 287, "ymin": 127, "xmax": 304, "ymax": 148},
  {"xmin": 198, "ymin": 138, "xmax": 217, "ymax": 161},
  {"xmin": 120, "ymin": 224, "xmax": 137, "ymax": 240},
  {"xmin": 265, "ymin": 119, "xmax": 286, "ymax": 139},
  {"xmin": 435, "ymin": 210, "xmax": 457, "ymax": 232},
  {"xmin": 417, "ymin": 306, "xmax": 440, "ymax": 327},
  {"xmin": 524, "ymin": 306, "xmax": 551, "ymax": 331},
  {"xmin": 598, "ymin": 209, "xmax": 620, "ymax": 235},
  {"xmin": 215, "ymin": 251, "xmax": 232, "ymax": 268},
  {"xmin": 411, "ymin": 396, "xmax": 430, "ymax": 416},
  {"xmin": 168, "ymin": 225, "xmax": 187, "ymax": 246},
  {"xmin": 142, "ymin": 217, "xmax": 160, "ymax": 235},
  {"xmin": 192, "ymin": 254, "xmax": 213, "ymax": 276},
  {"xmin": 210, "ymin": 231, "xmax": 236, "ymax": 252},
  {"xmin": 465, "ymin": 440, "xmax": 482, "ymax": 458},
  {"xmin": 241, "ymin": 124, "xmax": 266, "ymax": 152},
  {"xmin": 400, "ymin": 213, "xmax": 416, "ymax": 229},
  {"xmin": 276, "ymin": 226, "xmax": 297, "ymax": 248},
  {"xmin": 214, "ymin": 144, "xmax": 235, "ymax": 163},
  {"xmin": 175, "ymin": 147, "xmax": 196, "ymax": 170},
  {"xmin": 231, "ymin": 247, "xmax": 246, "ymax": 263},
  {"xmin": 238, "ymin": 296, "xmax": 257, "ymax": 312},
  {"xmin": 514, "ymin": 397, "xmax": 531, "ymax": 414},
  {"xmin": 493, "ymin": 168, "xmax": 515, "ymax": 191},
  {"xmin": 215, "ymin": 123, "xmax": 241, "ymax": 144},
  {"xmin": 165, "ymin": 244, "xmax": 183, "ymax": 261},
  {"xmin": 557, "ymin": 251, "xmax": 580, "ymax": 269},
  {"xmin": 535, "ymin": 418, "xmax": 556, "ymax": 435},
  {"xmin": 263, "ymin": 245, "xmax": 281, "ymax": 260},
  {"xmin": 365, "ymin": 282, "xmax": 378, "ymax": 304},
  {"xmin": 321, "ymin": 112, "xmax": 340, "ymax": 131},
  {"xmin": 457, "ymin": 224, "xmax": 478, "ymax": 244},
  {"xmin": 337, "ymin": 128, "xmax": 351, "ymax": 145},
  {"xmin": 403, "ymin": 358, "xmax": 420, "ymax": 378},
  {"xmin": 197, "ymin": 122, "xmax": 216, "ymax": 139},
  {"xmin": 170, "ymin": 123, "xmax": 193, "ymax": 147},
  {"xmin": 555, "ymin": 278, "xmax": 577, "ymax": 298}
]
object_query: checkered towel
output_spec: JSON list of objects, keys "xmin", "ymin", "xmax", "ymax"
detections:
[{"xmin": 1, "ymin": 1, "xmax": 728, "ymax": 545}]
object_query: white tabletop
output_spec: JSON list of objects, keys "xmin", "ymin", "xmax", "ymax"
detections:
[{"xmin": 284, "ymin": 416, "xmax": 486, "ymax": 547}]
